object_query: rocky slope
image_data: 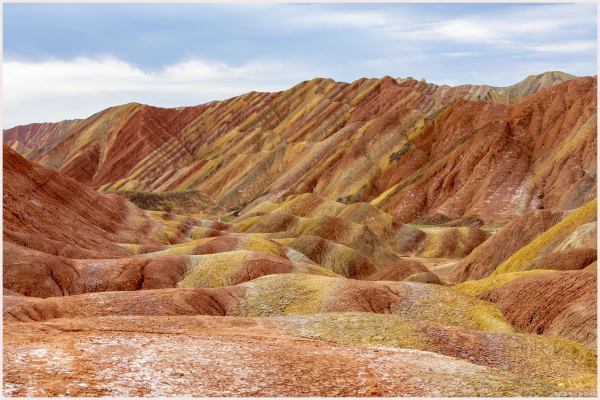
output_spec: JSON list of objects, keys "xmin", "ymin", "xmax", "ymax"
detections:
[
  {"xmin": 3, "ymin": 71, "xmax": 597, "ymax": 397},
  {"xmin": 5, "ymin": 71, "xmax": 592, "ymax": 224}
]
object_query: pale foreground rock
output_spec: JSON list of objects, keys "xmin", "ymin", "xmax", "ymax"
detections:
[{"xmin": 3, "ymin": 315, "xmax": 594, "ymax": 397}]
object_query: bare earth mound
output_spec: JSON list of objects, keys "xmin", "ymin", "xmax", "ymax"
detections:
[{"xmin": 478, "ymin": 270, "xmax": 597, "ymax": 347}]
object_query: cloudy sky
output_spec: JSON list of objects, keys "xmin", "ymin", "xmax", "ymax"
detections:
[{"xmin": 3, "ymin": 2, "xmax": 597, "ymax": 128}]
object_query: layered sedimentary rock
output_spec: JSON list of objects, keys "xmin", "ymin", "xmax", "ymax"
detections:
[
  {"xmin": 3, "ymin": 71, "xmax": 597, "ymax": 397},
  {"xmin": 478, "ymin": 270, "xmax": 597, "ymax": 348},
  {"xmin": 5, "ymin": 72, "xmax": 594, "ymax": 224},
  {"xmin": 3, "ymin": 146, "xmax": 446, "ymax": 297}
]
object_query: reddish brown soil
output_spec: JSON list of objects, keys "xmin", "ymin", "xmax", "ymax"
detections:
[
  {"xmin": 4, "ymin": 120, "xmax": 81, "ymax": 155},
  {"xmin": 191, "ymin": 236, "xmax": 241, "ymax": 254},
  {"xmin": 282, "ymin": 235, "xmax": 378, "ymax": 278},
  {"xmin": 3, "ymin": 145, "xmax": 160, "ymax": 258},
  {"xmin": 226, "ymin": 254, "xmax": 309, "ymax": 286},
  {"xmin": 478, "ymin": 270, "xmax": 597, "ymax": 347},
  {"xmin": 522, "ymin": 248, "xmax": 597, "ymax": 271},
  {"xmin": 2, "ymin": 72, "xmax": 597, "ymax": 397},
  {"xmin": 450, "ymin": 210, "xmax": 563, "ymax": 282},
  {"xmin": 366, "ymin": 260, "xmax": 429, "ymax": 281},
  {"xmin": 5, "ymin": 75, "xmax": 594, "ymax": 224},
  {"xmin": 3, "ymin": 315, "xmax": 574, "ymax": 397},
  {"xmin": 3, "ymin": 276, "xmax": 481, "ymax": 326},
  {"xmin": 3, "ymin": 287, "xmax": 243, "ymax": 322},
  {"xmin": 376, "ymin": 78, "xmax": 596, "ymax": 223},
  {"xmin": 3, "ymin": 243, "xmax": 188, "ymax": 297}
]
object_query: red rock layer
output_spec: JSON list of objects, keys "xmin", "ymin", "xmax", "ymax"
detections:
[
  {"xmin": 3, "ymin": 119, "xmax": 81, "ymax": 155},
  {"xmin": 5, "ymin": 74, "xmax": 594, "ymax": 224},
  {"xmin": 2, "ymin": 145, "xmax": 161, "ymax": 258},
  {"xmin": 373, "ymin": 77, "xmax": 597, "ymax": 223},
  {"xmin": 521, "ymin": 248, "xmax": 596, "ymax": 271},
  {"xmin": 3, "ymin": 242, "xmax": 188, "ymax": 298},
  {"xmin": 478, "ymin": 270, "xmax": 597, "ymax": 347},
  {"xmin": 366, "ymin": 260, "xmax": 429, "ymax": 281},
  {"xmin": 449, "ymin": 210, "xmax": 563, "ymax": 282}
]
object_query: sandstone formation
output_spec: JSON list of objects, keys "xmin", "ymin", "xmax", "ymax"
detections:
[
  {"xmin": 3, "ymin": 71, "xmax": 596, "ymax": 397},
  {"xmin": 5, "ymin": 73, "xmax": 594, "ymax": 224},
  {"xmin": 478, "ymin": 270, "xmax": 597, "ymax": 348}
]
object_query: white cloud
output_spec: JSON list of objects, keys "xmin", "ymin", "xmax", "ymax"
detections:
[
  {"xmin": 281, "ymin": 3, "xmax": 596, "ymax": 48},
  {"xmin": 2, "ymin": 57, "xmax": 318, "ymax": 128},
  {"xmin": 426, "ymin": 19, "xmax": 506, "ymax": 43},
  {"xmin": 387, "ymin": 4, "xmax": 595, "ymax": 46},
  {"xmin": 3, "ymin": 4, "xmax": 595, "ymax": 128},
  {"xmin": 532, "ymin": 41, "xmax": 598, "ymax": 54}
]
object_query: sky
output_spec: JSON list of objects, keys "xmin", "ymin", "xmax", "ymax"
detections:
[{"xmin": 3, "ymin": 2, "xmax": 597, "ymax": 128}]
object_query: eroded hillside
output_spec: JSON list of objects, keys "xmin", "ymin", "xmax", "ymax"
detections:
[
  {"xmin": 3, "ymin": 71, "xmax": 597, "ymax": 397},
  {"xmin": 6, "ymin": 71, "xmax": 594, "ymax": 223}
]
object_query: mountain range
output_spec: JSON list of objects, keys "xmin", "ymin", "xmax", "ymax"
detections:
[{"xmin": 3, "ymin": 71, "xmax": 597, "ymax": 397}]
